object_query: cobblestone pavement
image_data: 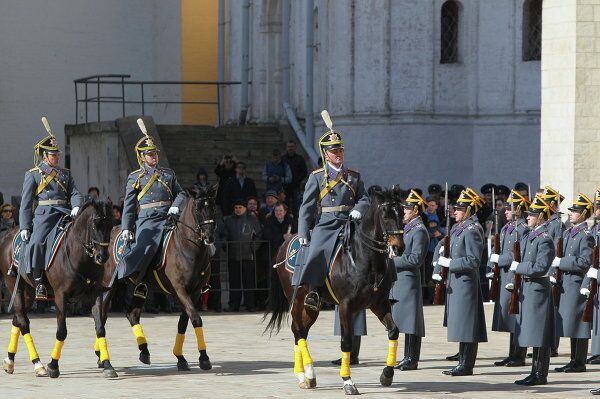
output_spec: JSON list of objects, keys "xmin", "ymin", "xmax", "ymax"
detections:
[{"xmin": 0, "ymin": 303, "xmax": 598, "ymax": 398}]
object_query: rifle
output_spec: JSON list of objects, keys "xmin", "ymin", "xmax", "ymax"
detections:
[
  {"xmin": 490, "ymin": 188, "xmax": 501, "ymax": 302},
  {"xmin": 508, "ymin": 197, "xmax": 521, "ymax": 314},
  {"xmin": 433, "ymin": 182, "xmax": 450, "ymax": 305},
  {"xmin": 552, "ymin": 193, "xmax": 563, "ymax": 307},
  {"xmin": 583, "ymin": 218, "xmax": 598, "ymax": 322}
]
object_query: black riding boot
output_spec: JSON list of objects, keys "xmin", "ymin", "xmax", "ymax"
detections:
[
  {"xmin": 397, "ymin": 335, "xmax": 421, "ymax": 371},
  {"xmin": 564, "ymin": 338, "xmax": 587, "ymax": 373},
  {"xmin": 494, "ymin": 334, "xmax": 514, "ymax": 366},
  {"xmin": 529, "ymin": 347, "xmax": 550, "ymax": 385},
  {"xmin": 33, "ymin": 268, "xmax": 47, "ymax": 300},
  {"xmin": 394, "ymin": 335, "xmax": 411, "ymax": 368},
  {"xmin": 443, "ymin": 342, "xmax": 475, "ymax": 376},
  {"xmin": 331, "ymin": 336, "xmax": 360, "ymax": 365},
  {"xmin": 555, "ymin": 338, "xmax": 576, "ymax": 372},
  {"xmin": 507, "ymin": 345, "xmax": 527, "ymax": 367}
]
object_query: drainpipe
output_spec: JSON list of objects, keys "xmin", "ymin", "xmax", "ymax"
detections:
[
  {"xmin": 240, "ymin": 0, "xmax": 250, "ymax": 125},
  {"xmin": 281, "ymin": 0, "xmax": 290, "ymax": 105},
  {"xmin": 305, "ymin": 0, "xmax": 314, "ymax": 146},
  {"xmin": 218, "ymin": 0, "xmax": 225, "ymax": 126}
]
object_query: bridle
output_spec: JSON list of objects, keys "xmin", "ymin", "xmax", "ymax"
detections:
[
  {"xmin": 69, "ymin": 210, "xmax": 111, "ymax": 261},
  {"xmin": 170, "ymin": 195, "xmax": 216, "ymax": 245},
  {"xmin": 355, "ymin": 201, "xmax": 403, "ymax": 254}
]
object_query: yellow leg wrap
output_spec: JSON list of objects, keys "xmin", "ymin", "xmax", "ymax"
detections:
[
  {"xmin": 340, "ymin": 351, "xmax": 351, "ymax": 378},
  {"xmin": 297, "ymin": 338, "xmax": 313, "ymax": 366},
  {"xmin": 293, "ymin": 345, "xmax": 305, "ymax": 374},
  {"xmin": 51, "ymin": 340, "xmax": 65, "ymax": 361},
  {"xmin": 194, "ymin": 327, "xmax": 207, "ymax": 351},
  {"xmin": 8, "ymin": 326, "xmax": 19, "ymax": 354},
  {"xmin": 23, "ymin": 333, "xmax": 40, "ymax": 362},
  {"xmin": 132, "ymin": 324, "xmax": 147, "ymax": 346},
  {"xmin": 173, "ymin": 333, "xmax": 185, "ymax": 356},
  {"xmin": 94, "ymin": 337, "xmax": 100, "ymax": 352},
  {"xmin": 386, "ymin": 339, "xmax": 398, "ymax": 367},
  {"xmin": 98, "ymin": 337, "xmax": 110, "ymax": 362}
]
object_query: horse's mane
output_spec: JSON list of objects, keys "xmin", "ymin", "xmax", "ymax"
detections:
[{"xmin": 77, "ymin": 199, "xmax": 112, "ymax": 220}]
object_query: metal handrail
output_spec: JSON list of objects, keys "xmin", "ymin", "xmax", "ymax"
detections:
[{"xmin": 74, "ymin": 74, "xmax": 250, "ymax": 126}]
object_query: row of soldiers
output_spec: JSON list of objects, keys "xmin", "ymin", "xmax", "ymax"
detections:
[{"xmin": 386, "ymin": 185, "xmax": 600, "ymax": 389}]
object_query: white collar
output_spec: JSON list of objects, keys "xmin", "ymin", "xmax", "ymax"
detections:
[{"xmin": 327, "ymin": 162, "xmax": 342, "ymax": 172}]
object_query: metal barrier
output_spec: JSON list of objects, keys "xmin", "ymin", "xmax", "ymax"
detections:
[{"xmin": 73, "ymin": 74, "xmax": 249, "ymax": 126}]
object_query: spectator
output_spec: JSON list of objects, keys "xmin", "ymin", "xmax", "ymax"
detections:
[
  {"xmin": 277, "ymin": 188, "xmax": 286, "ymax": 205},
  {"xmin": 247, "ymin": 196, "xmax": 260, "ymax": 221},
  {"xmin": 214, "ymin": 153, "xmax": 238, "ymax": 211},
  {"xmin": 263, "ymin": 202, "xmax": 297, "ymax": 255},
  {"xmin": 194, "ymin": 167, "xmax": 210, "ymax": 191},
  {"xmin": 260, "ymin": 190, "xmax": 279, "ymax": 224},
  {"xmin": 88, "ymin": 186, "xmax": 100, "ymax": 200},
  {"xmin": 111, "ymin": 205, "xmax": 122, "ymax": 227},
  {"xmin": 282, "ymin": 140, "xmax": 308, "ymax": 219},
  {"xmin": 262, "ymin": 149, "xmax": 292, "ymax": 192},
  {"xmin": 221, "ymin": 161, "xmax": 257, "ymax": 216},
  {"xmin": 514, "ymin": 182, "xmax": 530, "ymax": 200},
  {"xmin": 0, "ymin": 204, "xmax": 16, "ymax": 233},
  {"xmin": 222, "ymin": 199, "xmax": 262, "ymax": 312}
]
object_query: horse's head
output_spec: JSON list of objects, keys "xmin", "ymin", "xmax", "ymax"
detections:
[
  {"xmin": 369, "ymin": 186, "xmax": 405, "ymax": 256},
  {"xmin": 78, "ymin": 199, "xmax": 113, "ymax": 265},
  {"xmin": 189, "ymin": 184, "xmax": 217, "ymax": 245}
]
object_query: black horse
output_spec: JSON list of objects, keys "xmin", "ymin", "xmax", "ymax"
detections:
[
  {"xmin": 0, "ymin": 200, "xmax": 114, "ymax": 378},
  {"xmin": 265, "ymin": 188, "xmax": 404, "ymax": 395},
  {"xmin": 93, "ymin": 185, "xmax": 217, "ymax": 371}
]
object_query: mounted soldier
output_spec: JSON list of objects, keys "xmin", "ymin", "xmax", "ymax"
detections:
[
  {"xmin": 297, "ymin": 111, "xmax": 369, "ymax": 311},
  {"xmin": 19, "ymin": 117, "xmax": 83, "ymax": 299},
  {"xmin": 119, "ymin": 119, "xmax": 186, "ymax": 298}
]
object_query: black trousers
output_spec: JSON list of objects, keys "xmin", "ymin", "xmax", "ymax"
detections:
[
  {"xmin": 228, "ymin": 259, "xmax": 256, "ymax": 309},
  {"xmin": 207, "ymin": 257, "xmax": 222, "ymax": 311}
]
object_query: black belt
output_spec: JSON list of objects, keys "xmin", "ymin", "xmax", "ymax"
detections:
[{"xmin": 562, "ymin": 271, "xmax": 583, "ymax": 276}]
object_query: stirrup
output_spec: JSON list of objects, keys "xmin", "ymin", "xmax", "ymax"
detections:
[
  {"xmin": 133, "ymin": 283, "xmax": 148, "ymax": 299},
  {"xmin": 304, "ymin": 291, "xmax": 321, "ymax": 312},
  {"xmin": 35, "ymin": 284, "xmax": 47, "ymax": 300}
]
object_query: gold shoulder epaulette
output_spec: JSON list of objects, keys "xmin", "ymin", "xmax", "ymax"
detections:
[
  {"xmin": 28, "ymin": 166, "xmax": 41, "ymax": 173},
  {"xmin": 311, "ymin": 168, "xmax": 324, "ymax": 175}
]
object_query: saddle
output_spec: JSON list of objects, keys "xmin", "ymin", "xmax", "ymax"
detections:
[
  {"xmin": 288, "ymin": 235, "xmax": 344, "ymax": 283},
  {"xmin": 12, "ymin": 217, "xmax": 72, "ymax": 272}
]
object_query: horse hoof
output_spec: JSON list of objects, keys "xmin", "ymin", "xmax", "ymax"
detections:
[
  {"xmin": 199, "ymin": 358, "xmax": 212, "ymax": 371},
  {"xmin": 299, "ymin": 378, "xmax": 317, "ymax": 389},
  {"xmin": 46, "ymin": 364, "xmax": 59, "ymax": 378},
  {"xmin": 380, "ymin": 366, "xmax": 394, "ymax": 387},
  {"xmin": 103, "ymin": 368, "xmax": 118, "ymax": 378},
  {"xmin": 3, "ymin": 358, "xmax": 14, "ymax": 374},
  {"xmin": 97, "ymin": 359, "xmax": 104, "ymax": 369},
  {"xmin": 343, "ymin": 380, "xmax": 360, "ymax": 395},
  {"xmin": 177, "ymin": 358, "xmax": 191, "ymax": 371},
  {"xmin": 139, "ymin": 351, "xmax": 151, "ymax": 365}
]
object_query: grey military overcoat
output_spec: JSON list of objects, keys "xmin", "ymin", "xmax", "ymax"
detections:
[
  {"xmin": 584, "ymin": 223, "xmax": 600, "ymax": 354},
  {"xmin": 490, "ymin": 218, "xmax": 530, "ymax": 333},
  {"xmin": 297, "ymin": 166, "xmax": 369, "ymax": 287},
  {"xmin": 391, "ymin": 216, "xmax": 429, "ymax": 337},
  {"xmin": 19, "ymin": 161, "xmax": 82, "ymax": 273},
  {"xmin": 333, "ymin": 307, "xmax": 367, "ymax": 336},
  {"xmin": 554, "ymin": 222, "xmax": 594, "ymax": 339},
  {"xmin": 514, "ymin": 226, "xmax": 556, "ymax": 348},
  {"xmin": 119, "ymin": 165, "xmax": 186, "ymax": 278}
]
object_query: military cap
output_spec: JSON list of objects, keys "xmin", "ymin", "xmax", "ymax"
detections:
[
  {"xmin": 402, "ymin": 189, "xmax": 428, "ymax": 212},
  {"xmin": 480, "ymin": 183, "xmax": 497, "ymax": 195},
  {"xmin": 528, "ymin": 195, "xmax": 556, "ymax": 219},
  {"xmin": 428, "ymin": 184, "xmax": 442, "ymax": 194},
  {"xmin": 134, "ymin": 119, "xmax": 159, "ymax": 167},
  {"xmin": 412, "ymin": 188, "xmax": 423, "ymax": 196},
  {"xmin": 514, "ymin": 182, "xmax": 529, "ymax": 192},
  {"xmin": 318, "ymin": 110, "xmax": 343, "ymax": 152},
  {"xmin": 505, "ymin": 190, "xmax": 531, "ymax": 212},
  {"xmin": 450, "ymin": 184, "xmax": 465, "ymax": 198},
  {"xmin": 497, "ymin": 185, "xmax": 511, "ymax": 197},
  {"xmin": 595, "ymin": 188, "xmax": 600, "ymax": 206},
  {"xmin": 568, "ymin": 193, "xmax": 593, "ymax": 215},
  {"xmin": 540, "ymin": 186, "xmax": 565, "ymax": 207},
  {"xmin": 455, "ymin": 187, "xmax": 485, "ymax": 212}
]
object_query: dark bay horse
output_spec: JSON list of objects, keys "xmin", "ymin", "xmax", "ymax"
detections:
[
  {"xmin": 0, "ymin": 200, "xmax": 114, "ymax": 378},
  {"xmin": 93, "ymin": 185, "xmax": 216, "ymax": 371},
  {"xmin": 265, "ymin": 188, "xmax": 404, "ymax": 395}
]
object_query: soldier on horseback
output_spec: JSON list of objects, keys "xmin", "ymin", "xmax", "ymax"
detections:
[
  {"xmin": 297, "ymin": 111, "xmax": 369, "ymax": 311},
  {"xmin": 119, "ymin": 119, "xmax": 186, "ymax": 298},
  {"xmin": 19, "ymin": 120, "xmax": 83, "ymax": 299}
]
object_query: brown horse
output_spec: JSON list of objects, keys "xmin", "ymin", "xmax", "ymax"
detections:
[
  {"xmin": 93, "ymin": 185, "xmax": 216, "ymax": 371},
  {"xmin": 265, "ymin": 188, "xmax": 404, "ymax": 395},
  {"xmin": 0, "ymin": 200, "xmax": 114, "ymax": 378}
]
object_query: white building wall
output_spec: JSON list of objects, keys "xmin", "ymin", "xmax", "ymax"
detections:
[{"xmin": 0, "ymin": 0, "xmax": 181, "ymax": 200}]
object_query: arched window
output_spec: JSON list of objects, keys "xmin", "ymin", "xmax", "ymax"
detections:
[
  {"xmin": 440, "ymin": 1, "xmax": 459, "ymax": 64},
  {"xmin": 523, "ymin": 0, "xmax": 542, "ymax": 61}
]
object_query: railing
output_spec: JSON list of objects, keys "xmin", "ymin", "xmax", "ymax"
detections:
[{"xmin": 74, "ymin": 74, "xmax": 248, "ymax": 126}]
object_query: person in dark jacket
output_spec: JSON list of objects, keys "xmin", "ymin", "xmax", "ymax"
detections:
[
  {"xmin": 221, "ymin": 162, "xmax": 257, "ymax": 216},
  {"xmin": 0, "ymin": 204, "xmax": 16, "ymax": 233},
  {"xmin": 282, "ymin": 140, "xmax": 308, "ymax": 219},
  {"xmin": 214, "ymin": 153, "xmax": 237, "ymax": 211},
  {"xmin": 262, "ymin": 149, "xmax": 292, "ymax": 193},
  {"xmin": 222, "ymin": 199, "xmax": 262, "ymax": 312}
]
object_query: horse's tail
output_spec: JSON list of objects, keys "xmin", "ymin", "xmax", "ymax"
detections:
[{"xmin": 263, "ymin": 246, "xmax": 290, "ymax": 335}]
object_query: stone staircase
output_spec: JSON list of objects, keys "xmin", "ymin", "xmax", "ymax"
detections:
[{"xmin": 156, "ymin": 124, "xmax": 288, "ymax": 193}]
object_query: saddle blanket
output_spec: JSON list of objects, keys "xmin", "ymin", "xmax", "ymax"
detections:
[
  {"xmin": 288, "ymin": 235, "xmax": 343, "ymax": 282},
  {"xmin": 12, "ymin": 221, "xmax": 72, "ymax": 271},
  {"xmin": 113, "ymin": 229, "xmax": 174, "ymax": 271}
]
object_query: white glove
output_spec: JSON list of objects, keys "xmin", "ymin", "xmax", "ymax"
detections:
[
  {"xmin": 70, "ymin": 206, "xmax": 80, "ymax": 218},
  {"xmin": 298, "ymin": 237, "xmax": 309, "ymax": 246},
  {"xmin": 505, "ymin": 282, "xmax": 514, "ymax": 291},
  {"xmin": 438, "ymin": 256, "xmax": 451, "ymax": 267},
  {"xmin": 438, "ymin": 246, "xmax": 445, "ymax": 255},
  {"xmin": 486, "ymin": 271, "xmax": 494, "ymax": 279},
  {"xmin": 510, "ymin": 261, "xmax": 519, "ymax": 271},
  {"xmin": 587, "ymin": 268, "xmax": 598, "ymax": 280},
  {"xmin": 20, "ymin": 229, "xmax": 30, "ymax": 242},
  {"xmin": 349, "ymin": 210, "xmax": 362, "ymax": 220},
  {"xmin": 433, "ymin": 261, "xmax": 438, "ymax": 268},
  {"xmin": 489, "ymin": 254, "xmax": 500, "ymax": 263},
  {"xmin": 432, "ymin": 273, "xmax": 442, "ymax": 282},
  {"xmin": 122, "ymin": 229, "xmax": 134, "ymax": 241},
  {"xmin": 581, "ymin": 288, "xmax": 591, "ymax": 297},
  {"xmin": 167, "ymin": 206, "xmax": 179, "ymax": 215},
  {"xmin": 551, "ymin": 257, "xmax": 561, "ymax": 268},
  {"xmin": 550, "ymin": 276, "xmax": 557, "ymax": 284}
]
